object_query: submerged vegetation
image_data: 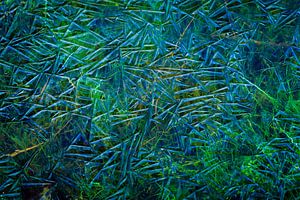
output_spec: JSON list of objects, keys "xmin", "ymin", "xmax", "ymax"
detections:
[{"xmin": 0, "ymin": 0, "xmax": 299, "ymax": 199}]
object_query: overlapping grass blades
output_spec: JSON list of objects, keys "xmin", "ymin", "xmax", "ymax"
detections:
[{"xmin": 0, "ymin": 0, "xmax": 299, "ymax": 199}]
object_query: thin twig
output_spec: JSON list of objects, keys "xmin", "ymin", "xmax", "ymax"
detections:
[{"xmin": 7, "ymin": 143, "xmax": 44, "ymax": 157}]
